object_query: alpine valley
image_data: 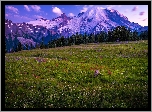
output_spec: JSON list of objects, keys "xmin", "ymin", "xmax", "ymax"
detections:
[{"xmin": 5, "ymin": 6, "xmax": 148, "ymax": 52}]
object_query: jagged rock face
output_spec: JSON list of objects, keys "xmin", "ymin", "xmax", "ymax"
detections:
[
  {"xmin": 5, "ymin": 6, "xmax": 148, "ymax": 52},
  {"xmin": 50, "ymin": 13, "xmax": 72, "ymax": 34},
  {"xmin": 5, "ymin": 19, "xmax": 53, "ymax": 52},
  {"xmin": 59, "ymin": 13, "xmax": 72, "ymax": 28},
  {"xmin": 5, "ymin": 20, "xmax": 48, "ymax": 40},
  {"xmin": 77, "ymin": 12, "xmax": 84, "ymax": 17}
]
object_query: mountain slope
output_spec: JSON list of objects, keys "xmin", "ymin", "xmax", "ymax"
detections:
[
  {"xmin": 58, "ymin": 6, "xmax": 143, "ymax": 36},
  {"xmin": 27, "ymin": 13, "xmax": 72, "ymax": 29},
  {"xmin": 5, "ymin": 6, "xmax": 148, "ymax": 52}
]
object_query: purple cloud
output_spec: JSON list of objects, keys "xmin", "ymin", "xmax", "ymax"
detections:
[
  {"xmin": 5, "ymin": 6, "xmax": 19, "ymax": 14},
  {"xmin": 24, "ymin": 5, "xmax": 30, "ymax": 12},
  {"xmin": 139, "ymin": 12, "xmax": 145, "ymax": 16},
  {"xmin": 13, "ymin": 14, "xmax": 33, "ymax": 21},
  {"xmin": 132, "ymin": 6, "xmax": 138, "ymax": 11},
  {"xmin": 68, "ymin": 13, "xmax": 74, "ymax": 17},
  {"xmin": 142, "ymin": 18, "xmax": 147, "ymax": 21},
  {"xmin": 5, "ymin": 14, "xmax": 8, "ymax": 17},
  {"xmin": 31, "ymin": 5, "xmax": 41, "ymax": 12},
  {"xmin": 52, "ymin": 7, "xmax": 63, "ymax": 16}
]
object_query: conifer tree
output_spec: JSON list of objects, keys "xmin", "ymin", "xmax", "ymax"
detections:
[
  {"xmin": 5, "ymin": 41, "xmax": 7, "ymax": 53},
  {"xmin": 61, "ymin": 36, "xmax": 64, "ymax": 46},
  {"xmin": 132, "ymin": 30, "xmax": 138, "ymax": 41},
  {"xmin": 25, "ymin": 44, "xmax": 28, "ymax": 50},
  {"xmin": 40, "ymin": 37, "xmax": 44, "ymax": 49},
  {"xmin": 17, "ymin": 42, "xmax": 22, "ymax": 51}
]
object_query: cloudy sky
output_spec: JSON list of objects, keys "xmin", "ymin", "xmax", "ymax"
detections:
[{"xmin": 5, "ymin": 5, "xmax": 148, "ymax": 26}]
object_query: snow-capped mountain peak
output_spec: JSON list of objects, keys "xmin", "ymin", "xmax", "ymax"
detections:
[
  {"xmin": 57, "ymin": 6, "xmax": 140, "ymax": 36},
  {"xmin": 5, "ymin": 6, "xmax": 148, "ymax": 52},
  {"xmin": 27, "ymin": 13, "xmax": 72, "ymax": 30},
  {"xmin": 83, "ymin": 6, "xmax": 107, "ymax": 20},
  {"xmin": 25, "ymin": 5, "xmax": 140, "ymax": 37}
]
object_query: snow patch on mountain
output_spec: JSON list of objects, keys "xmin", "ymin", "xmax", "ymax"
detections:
[
  {"xmin": 5, "ymin": 6, "xmax": 147, "ymax": 52},
  {"xmin": 57, "ymin": 6, "xmax": 141, "ymax": 36},
  {"xmin": 25, "ymin": 6, "xmax": 143, "ymax": 37}
]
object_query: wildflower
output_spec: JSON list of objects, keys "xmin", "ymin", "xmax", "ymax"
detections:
[
  {"xmin": 33, "ymin": 74, "xmax": 40, "ymax": 78},
  {"xmin": 37, "ymin": 59, "xmax": 42, "ymax": 63},
  {"xmin": 42, "ymin": 59, "xmax": 46, "ymax": 62},
  {"xmin": 94, "ymin": 70, "xmax": 100, "ymax": 77},
  {"xmin": 108, "ymin": 70, "xmax": 112, "ymax": 75},
  {"xmin": 35, "ymin": 57, "xmax": 45, "ymax": 63},
  {"xmin": 16, "ymin": 57, "xmax": 20, "ymax": 61}
]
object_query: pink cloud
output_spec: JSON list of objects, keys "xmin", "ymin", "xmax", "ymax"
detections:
[
  {"xmin": 52, "ymin": 7, "xmax": 63, "ymax": 16},
  {"xmin": 5, "ymin": 14, "xmax": 8, "ymax": 17},
  {"xmin": 13, "ymin": 14, "xmax": 33, "ymax": 21},
  {"xmin": 139, "ymin": 12, "xmax": 145, "ymax": 16},
  {"xmin": 5, "ymin": 6, "xmax": 19, "ymax": 14},
  {"xmin": 68, "ymin": 13, "xmax": 74, "ymax": 17},
  {"xmin": 132, "ymin": 6, "xmax": 138, "ymax": 11},
  {"xmin": 24, "ymin": 5, "xmax": 30, "ymax": 12},
  {"xmin": 31, "ymin": 5, "xmax": 41, "ymax": 12}
]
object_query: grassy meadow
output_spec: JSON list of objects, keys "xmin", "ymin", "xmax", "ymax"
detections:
[{"xmin": 5, "ymin": 40, "xmax": 148, "ymax": 108}]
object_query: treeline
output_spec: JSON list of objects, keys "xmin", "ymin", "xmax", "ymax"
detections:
[
  {"xmin": 39, "ymin": 26, "xmax": 148, "ymax": 48},
  {"xmin": 5, "ymin": 25, "xmax": 148, "ymax": 53}
]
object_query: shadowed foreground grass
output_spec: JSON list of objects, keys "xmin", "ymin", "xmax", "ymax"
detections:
[{"xmin": 5, "ymin": 40, "xmax": 148, "ymax": 108}]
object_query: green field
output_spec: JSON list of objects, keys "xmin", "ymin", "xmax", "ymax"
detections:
[{"xmin": 5, "ymin": 40, "xmax": 148, "ymax": 108}]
